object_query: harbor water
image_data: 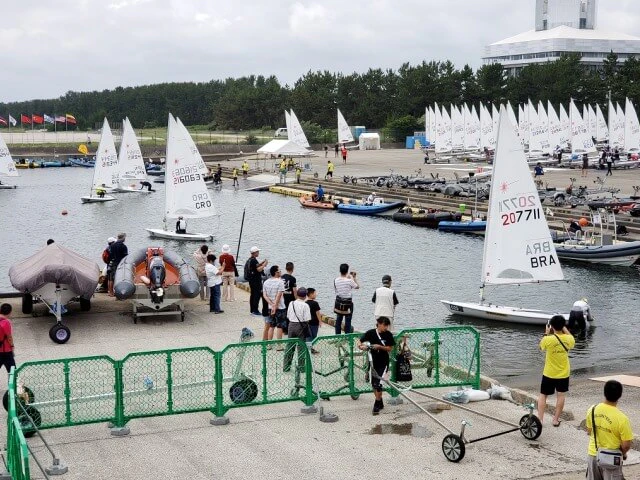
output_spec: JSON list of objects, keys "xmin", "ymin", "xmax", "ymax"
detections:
[{"xmin": 1, "ymin": 168, "xmax": 639, "ymax": 383}]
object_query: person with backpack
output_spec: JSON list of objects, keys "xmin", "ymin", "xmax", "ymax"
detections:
[
  {"xmin": 101, "ymin": 237, "xmax": 116, "ymax": 293},
  {"xmin": 245, "ymin": 246, "xmax": 268, "ymax": 316},
  {"xmin": 108, "ymin": 233, "xmax": 128, "ymax": 297},
  {"xmin": 0, "ymin": 304, "xmax": 16, "ymax": 373}
]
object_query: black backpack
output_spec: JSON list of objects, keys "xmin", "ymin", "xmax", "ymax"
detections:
[{"xmin": 243, "ymin": 258, "xmax": 253, "ymax": 281}]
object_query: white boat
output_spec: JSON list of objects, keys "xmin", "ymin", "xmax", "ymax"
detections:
[
  {"xmin": 145, "ymin": 114, "xmax": 217, "ymax": 241},
  {"xmin": 0, "ymin": 133, "xmax": 19, "ymax": 188},
  {"xmin": 80, "ymin": 118, "xmax": 118, "ymax": 203},
  {"xmin": 114, "ymin": 118, "xmax": 152, "ymax": 193},
  {"xmin": 441, "ymin": 106, "xmax": 568, "ymax": 326}
]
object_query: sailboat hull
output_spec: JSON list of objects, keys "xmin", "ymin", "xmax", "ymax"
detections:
[
  {"xmin": 441, "ymin": 300, "xmax": 568, "ymax": 326},
  {"xmin": 554, "ymin": 242, "xmax": 640, "ymax": 267},
  {"xmin": 114, "ymin": 186, "xmax": 153, "ymax": 193},
  {"xmin": 81, "ymin": 195, "xmax": 116, "ymax": 203},
  {"xmin": 146, "ymin": 228, "xmax": 213, "ymax": 241},
  {"xmin": 0, "ymin": 184, "xmax": 17, "ymax": 189}
]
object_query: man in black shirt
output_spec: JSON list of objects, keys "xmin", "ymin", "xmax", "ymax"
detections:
[
  {"xmin": 358, "ymin": 316, "xmax": 395, "ymax": 415},
  {"xmin": 305, "ymin": 288, "xmax": 322, "ymax": 354},
  {"xmin": 247, "ymin": 246, "xmax": 268, "ymax": 316},
  {"xmin": 280, "ymin": 262, "xmax": 297, "ymax": 309},
  {"xmin": 108, "ymin": 233, "xmax": 128, "ymax": 296}
]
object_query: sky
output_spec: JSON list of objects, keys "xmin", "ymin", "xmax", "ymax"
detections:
[{"xmin": 2, "ymin": 0, "xmax": 640, "ymax": 103}]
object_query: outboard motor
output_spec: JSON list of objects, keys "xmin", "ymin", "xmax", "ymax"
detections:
[{"xmin": 147, "ymin": 250, "xmax": 166, "ymax": 304}]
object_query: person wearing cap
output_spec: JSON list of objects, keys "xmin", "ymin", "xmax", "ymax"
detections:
[
  {"xmin": 219, "ymin": 244, "xmax": 237, "ymax": 302},
  {"xmin": 247, "ymin": 246, "xmax": 268, "ymax": 316},
  {"xmin": 175, "ymin": 216, "xmax": 187, "ymax": 234},
  {"xmin": 366, "ymin": 192, "xmax": 377, "ymax": 205},
  {"xmin": 372, "ymin": 275, "xmax": 399, "ymax": 326},
  {"xmin": 284, "ymin": 287, "xmax": 312, "ymax": 372},
  {"xmin": 107, "ymin": 233, "xmax": 128, "ymax": 296},
  {"xmin": 568, "ymin": 298, "xmax": 592, "ymax": 333},
  {"xmin": 193, "ymin": 245, "xmax": 209, "ymax": 301}
]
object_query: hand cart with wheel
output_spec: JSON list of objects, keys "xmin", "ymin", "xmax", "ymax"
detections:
[
  {"xmin": 364, "ymin": 346, "xmax": 542, "ymax": 462},
  {"xmin": 225, "ymin": 328, "xmax": 260, "ymax": 405},
  {"xmin": 312, "ymin": 337, "xmax": 370, "ymax": 400}
]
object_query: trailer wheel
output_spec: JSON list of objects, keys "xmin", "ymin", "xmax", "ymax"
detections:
[
  {"xmin": 351, "ymin": 177, "xmax": 357, "ymax": 184},
  {"xmin": 376, "ymin": 178, "xmax": 385, "ymax": 187},
  {"xmin": 181, "ymin": 311, "xmax": 185, "ymax": 322},
  {"xmin": 3, "ymin": 387, "xmax": 35, "ymax": 412},
  {"xmin": 19, "ymin": 405, "xmax": 42, "ymax": 438},
  {"xmin": 350, "ymin": 394, "xmax": 360, "ymax": 400},
  {"xmin": 49, "ymin": 324, "xmax": 71, "ymax": 344},
  {"xmin": 229, "ymin": 378, "xmax": 258, "ymax": 405},
  {"xmin": 519, "ymin": 414, "xmax": 542, "ymax": 440},
  {"xmin": 79, "ymin": 298, "xmax": 91, "ymax": 311},
  {"xmin": 22, "ymin": 293, "xmax": 33, "ymax": 314},
  {"xmin": 442, "ymin": 434, "xmax": 465, "ymax": 462}
]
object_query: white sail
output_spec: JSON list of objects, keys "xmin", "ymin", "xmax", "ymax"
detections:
[
  {"xmin": 118, "ymin": 118, "xmax": 147, "ymax": 183},
  {"xmin": 436, "ymin": 104, "xmax": 452, "ymax": 153},
  {"xmin": 0, "ymin": 134, "xmax": 18, "ymax": 177},
  {"xmin": 596, "ymin": 104, "xmax": 609, "ymax": 142},
  {"xmin": 451, "ymin": 104, "xmax": 464, "ymax": 149},
  {"xmin": 527, "ymin": 100, "xmax": 543, "ymax": 153},
  {"xmin": 588, "ymin": 104, "xmax": 597, "ymax": 139},
  {"xmin": 92, "ymin": 118, "xmax": 120, "ymax": 190},
  {"xmin": 570, "ymin": 100, "xmax": 596, "ymax": 155},
  {"xmin": 609, "ymin": 101, "xmax": 625, "ymax": 148},
  {"xmin": 624, "ymin": 97, "xmax": 640, "ymax": 153},
  {"xmin": 428, "ymin": 106, "xmax": 436, "ymax": 145},
  {"xmin": 548, "ymin": 101, "xmax": 563, "ymax": 150},
  {"xmin": 559, "ymin": 104, "xmax": 570, "ymax": 148},
  {"xmin": 165, "ymin": 115, "xmax": 216, "ymax": 219},
  {"xmin": 481, "ymin": 107, "xmax": 564, "ymax": 286},
  {"xmin": 506, "ymin": 102, "xmax": 520, "ymax": 140},
  {"xmin": 337, "ymin": 109, "xmax": 354, "ymax": 144},
  {"xmin": 531, "ymin": 101, "xmax": 551, "ymax": 154},
  {"xmin": 288, "ymin": 109, "xmax": 310, "ymax": 148},
  {"xmin": 175, "ymin": 117, "xmax": 208, "ymax": 175},
  {"xmin": 284, "ymin": 110, "xmax": 291, "ymax": 137},
  {"xmin": 463, "ymin": 104, "xmax": 480, "ymax": 150},
  {"xmin": 480, "ymin": 104, "xmax": 495, "ymax": 149}
]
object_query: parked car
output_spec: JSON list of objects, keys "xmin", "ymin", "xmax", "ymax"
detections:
[{"xmin": 274, "ymin": 128, "xmax": 288, "ymax": 138}]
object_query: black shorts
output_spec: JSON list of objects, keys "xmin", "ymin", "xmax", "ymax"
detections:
[
  {"xmin": 540, "ymin": 375, "xmax": 569, "ymax": 395},
  {"xmin": 370, "ymin": 363, "xmax": 388, "ymax": 392},
  {"xmin": 0, "ymin": 352, "xmax": 16, "ymax": 373}
]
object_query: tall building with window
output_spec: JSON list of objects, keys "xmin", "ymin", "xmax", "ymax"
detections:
[{"xmin": 483, "ymin": 0, "xmax": 640, "ymax": 75}]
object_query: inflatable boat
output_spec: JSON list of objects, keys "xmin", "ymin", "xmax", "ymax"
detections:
[
  {"xmin": 113, "ymin": 247, "xmax": 199, "ymax": 322},
  {"xmin": 392, "ymin": 208, "xmax": 462, "ymax": 228},
  {"xmin": 336, "ymin": 198, "xmax": 405, "ymax": 216},
  {"xmin": 438, "ymin": 219, "xmax": 487, "ymax": 234},
  {"xmin": 299, "ymin": 195, "xmax": 336, "ymax": 210}
]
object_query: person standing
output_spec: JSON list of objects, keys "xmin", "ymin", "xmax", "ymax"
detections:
[
  {"xmin": 581, "ymin": 153, "xmax": 589, "ymax": 178},
  {"xmin": 295, "ymin": 166, "xmax": 301, "ymax": 184},
  {"xmin": 279, "ymin": 159, "xmax": 287, "ymax": 183},
  {"xmin": 305, "ymin": 288, "xmax": 322, "ymax": 353},
  {"xmin": 193, "ymin": 245, "xmax": 209, "ymax": 301},
  {"xmin": 232, "ymin": 167, "xmax": 239, "ymax": 187},
  {"xmin": 262, "ymin": 265, "xmax": 286, "ymax": 345},
  {"xmin": 585, "ymin": 380, "xmax": 633, "ymax": 480},
  {"xmin": 358, "ymin": 316, "xmax": 395, "ymax": 415},
  {"xmin": 205, "ymin": 254, "xmax": 224, "ymax": 313},
  {"xmin": 325, "ymin": 160, "xmax": 334, "ymax": 180},
  {"xmin": 247, "ymin": 246, "xmax": 268, "ymax": 316},
  {"xmin": 175, "ymin": 216, "xmax": 187, "ymax": 234},
  {"xmin": 333, "ymin": 263, "xmax": 359, "ymax": 334},
  {"xmin": 280, "ymin": 262, "xmax": 297, "ymax": 311},
  {"xmin": 341, "ymin": 145, "xmax": 347, "ymax": 164},
  {"xmin": 108, "ymin": 233, "xmax": 128, "ymax": 297},
  {"xmin": 218, "ymin": 244, "xmax": 237, "ymax": 302},
  {"xmin": 242, "ymin": 160, "xmax": 249, "ymax": 178},
  {"xmin": 537, "ymin": 315, "xmax": 575, "ymax": 427},
  {"xmin": 334, "ymin": 143, "xmax": 339, "ymax": 158},
  {"xmin": 424, "ymin": 150, "xmax": 430, "ymax": 164},
  {"xmin": 372, "ymin": 275, "xmax": 399, "ymax": 326},
  {"xmin": 0, "ymin": 304, "xmax": 16, "ymax": 374},
  {"xmin": 606, "ymin": 152, "xmax": 613, "ymax": 176},
  {"xmin": 284, "ymin": 287, "xmax": 312, "ymax": 372},
  {"xmin": 324, "ymin": 145, "xmax": 329, "ymax": 158}
]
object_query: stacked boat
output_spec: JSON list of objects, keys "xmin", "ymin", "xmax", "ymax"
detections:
[{"xmin": 392, "ymin": 207, "xmax": 462, "ymax": 228}]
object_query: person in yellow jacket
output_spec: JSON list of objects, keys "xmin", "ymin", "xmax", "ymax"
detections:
[
  {"xmin": 537, "ymin": 315, "xmax": 575, "ymax": 427},
  {"xmin": 241, "ymin": 160, "xmax": 249, "ymax": 178},
  {"xmin": 232, "ymin": 167, "xmax": 239, "ymax": 187},
  {"xmin": 325, "ymin": 160, "xmax": 334, "ymax": 180}
]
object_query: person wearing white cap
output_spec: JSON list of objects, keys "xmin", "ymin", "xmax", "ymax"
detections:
[
  {"xmin": 247, "ymin": 246, "xmax": 268, "ymax": 316},
  {"xmin": 219, "ymin": 244, "xmax": 237, "ymax": 302},
  {"xmin": 568, "ymin": 298, "xmax": 593, "ymax": 332}
]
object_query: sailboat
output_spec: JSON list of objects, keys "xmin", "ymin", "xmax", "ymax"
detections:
[
  {"xmin": 114, "ymin": 118, "xmax": 151, "ymax": 193},
  {"xmin": 175, "ymin": 117, "xmax": 210, "ymax": 183},
  {"xmin": 0, "ymin": 134, "xmax": 19, "ymax": 189},
  {"xmin": 337, "ymin": 109, "xmax": 354, "ymax": 145},
  {"xmin": 145, "ymin": 114, "xmax": 216, "ymax": 241},
  {"xmin": 80, "ymin": 118, "xmax": 118, "ymax": 203},
  {"xmin": 288, "ymin": 109, "xmax": 311, "ymax": 149},
  {"xmin": 441, "ymin": 106, "xmax": 568, "ymax": 325}
]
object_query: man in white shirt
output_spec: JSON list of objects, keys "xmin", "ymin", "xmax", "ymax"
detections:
[
  {"xmin": 372, "ymin": 275, "xmax": 399, "ymax": 326},
  {"xmin": 262, "ymin": 265, "xmax": 286, "ymax": 344},
  {"xmin": 284, "ymin": 288, "xmax": 312, "ymax": 372},
  {"xmin": 176, "ymin": 216, "xmax": 187, "ymax": 234},
  {"xmin": 205, "ymin": 254, "xmax": 224, "ymax": 313},
  {"xmin": 568, "ymin": 297, "xmax": 592, "ymax": 332}
]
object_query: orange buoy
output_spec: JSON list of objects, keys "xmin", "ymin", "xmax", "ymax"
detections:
[{"xmin": 579, "ymin": 217, "xmax": 588, "ymax": 227}]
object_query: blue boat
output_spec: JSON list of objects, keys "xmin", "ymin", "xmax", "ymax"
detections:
[
  {"xmin": 69, "ymin": 157, "xmax": 95, "ymax": 168},
  {"xmin": 41, "ymin": 160, "xmax": 70, "ymax": 168},
  {"xmin": 336, "ymin": 199, "xmax": 405, "ymax": 216},
  {"xmin": 438, "ymin": 220, "xmax": 487, "ymax": 233}
]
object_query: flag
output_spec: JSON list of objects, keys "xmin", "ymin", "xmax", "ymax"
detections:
[
  {"xmin": 55, "ymin": 115, "xmax": 66, "ymax": 123},
  {"xmin": 32, "ymin": 114, "xmax": 44, "ymax": 124},
  {"xmin": 9, "ymin": 115, "xmax": 17, "ymax": 126},
  {"xmin": 0, "ymin": 116, "xmax": 6, "ymax": 126},
  {"xmin": 65, "ymin": 114, "xmax": 77, "ymax": 124},
  {"xmin": 78, "ymin": 144, "xmax": 88, "ymax": 155},
  {"xmin": 21, "ymin": 114, "xmax": 31, "ymax": 125},
  {"xmin": 44, "ymin": 114, "xmax": 54, "ymax": 124}
]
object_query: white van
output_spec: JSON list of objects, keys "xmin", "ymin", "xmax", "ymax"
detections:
[{"xmin": 274, "ymin": 128, "xmax": 288, "ymax": 138}]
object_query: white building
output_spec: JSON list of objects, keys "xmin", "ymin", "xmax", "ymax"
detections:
[{"xmin": 483, "ymin": 0, "xmax": 640, "ymax": 76}]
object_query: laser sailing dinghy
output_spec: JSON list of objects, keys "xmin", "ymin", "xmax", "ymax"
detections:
[
  {"xmin": 114, "ymin": 117, "xmax": 152, "ymax": 193},
  {"xmin": 145, "ymin": 114, "xmax": 217, "ymax": 241},
  {"xmin": 0, "ymin": 133, "xmax": 19, "ymax": 189},
  {"xmin": 441, "ymin": 107, "xmax": 569, "ymax": 325},
  {"xmin": 80, "ymin": 118, "xmax": 117, "ymax": 203}
]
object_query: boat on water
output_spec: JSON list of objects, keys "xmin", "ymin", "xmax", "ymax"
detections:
[
  {"xmin": 145, "ymin": 114, "xmax": 217, "ymax": 241},
  {"xmin": 9, "ymin": 243, "xmax": 100, "ymax": 343},
  {"xmin": 441, "ymin": 106, "xmax": 570, "ymax": 326},
  {"xmin": 299, "ymin": 195, "xmax": 336, "ymax": 210},
  {"xmin": 336, "ymin": 197, "xmax": 405, "ymax": 216},
  {"xmin": 14, "ymin": 159, "xmax": 40, "ymax": 169},
  {"xmin": 392, "ymin": 207, "xmax": 461, "ymax": 228},
  {"xmin": 69, "ymin": 157, "xmax": 95, "ymax": 168},
  {"xmin": 0, "ymin": 133, "xmax": 19, "ymax": 188},
  {"xmin": 554, "ymin": 209, "xmax": 640, "ymax": 266},
  {"xmin": 80, "ymin": 118, "xmax": 118, "ymax": 203},
  {"xmin": 438, "ymin": 219, "xmax": 486, "ymax": 233},
  {"xmin": 114, "ymin": 118, "xmax": 152, "ymax": 193},
  {"xmin": 41, "ymin": 160, "xmax": 70, "ymax": 168}
]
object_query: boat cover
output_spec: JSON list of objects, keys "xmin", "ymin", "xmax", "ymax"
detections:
[{"xmin": 9, "ymin": 244, "xmax": 100, "ymax": 299}]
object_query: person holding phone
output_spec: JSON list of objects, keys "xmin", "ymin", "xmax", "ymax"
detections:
[{"xmin": 333, "ymin": 263, "xmax": 359, "ymax": 334}]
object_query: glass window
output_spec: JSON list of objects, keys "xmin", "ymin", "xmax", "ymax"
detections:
[
  {"xmin": 543, "ymin": 19, "xmax": 547, "ymax": 30},
  {"xmin": 580, "ymin": 18, "xmax": 586, "ymax": 29}
]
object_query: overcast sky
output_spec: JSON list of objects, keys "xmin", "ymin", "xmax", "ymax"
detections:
[{"xmin": 2, "ymin": 0, "xmax": 639, "ymax": 103}]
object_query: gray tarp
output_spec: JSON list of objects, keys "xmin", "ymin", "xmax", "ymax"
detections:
[{"xmin": 9, "ymin": 244, "xmax": 100, "ymax": 299}]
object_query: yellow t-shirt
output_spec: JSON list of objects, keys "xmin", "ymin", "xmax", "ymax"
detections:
[
  {"xmin": 586, "ymin": 403, "xmax": 634, "ymax": 456},
  {"xmin": 328, "ymin": 163, "xmax": 334, "ymax": 172},
  {"xmin": 539, "ymin": 333, "xmax": 575, "ymax": 378}
]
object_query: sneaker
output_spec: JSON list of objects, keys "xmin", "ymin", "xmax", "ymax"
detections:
[
  {"xmin": 250, "ymin": 311, "xmax": 262, "ymax": 317},
  {"xmin": 379, "ymin": 400, "xmax": 384, "ymax": 411},
  {"xmin": 214, "ymin": 310, "xmax": 224, "ymax": 314},
  {"xmin": 372, "ymin": 400, "xmax": 382, "ymax": 415}
]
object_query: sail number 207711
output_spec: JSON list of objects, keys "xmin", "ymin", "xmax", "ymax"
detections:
[{"xmin": 501, "ymin": 208, "xmax": 541, "ymax": 226}]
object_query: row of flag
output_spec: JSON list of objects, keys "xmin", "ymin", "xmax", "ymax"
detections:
[{"xmin": 0, "ymin": 113, "xmax": 77, "ymax": 127}]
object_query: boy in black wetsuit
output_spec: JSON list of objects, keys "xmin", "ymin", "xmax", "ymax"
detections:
[{"xmin": 358, "ymin": 316, "xmax": 395, "ymax": 415}]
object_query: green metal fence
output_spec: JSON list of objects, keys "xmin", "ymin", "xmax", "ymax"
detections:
[
  {"xmin": 8, "ymin": 327, "xmax": 479, "ymax": 438},
  {"xmin": 6, "ymin": 370, "xmax": 31, "ymax": 480}
]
